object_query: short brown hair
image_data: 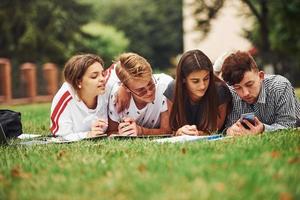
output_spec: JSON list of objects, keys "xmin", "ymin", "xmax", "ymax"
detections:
[
  {"xmin": 63, "ymin": 54, "xmax": 104, "ymax": 90},
  {"xmin": 221, "ymin": 51, "xmax": 258, "ymax": 85},
  {"xmin": 115, "ymin": 52, "xmax": 152, "ymax": 84}
]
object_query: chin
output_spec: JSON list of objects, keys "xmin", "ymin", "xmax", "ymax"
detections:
[
  {"xmin": 97, "ymin": 89, "xmax": 105, "ymax": 95},
  {"xmin": 143, "ymin": 95, "xmax": 155, "ymax": 103},
  {"xmin": 243, "ymin": 98, "xmax": 255, "ymax": 104},
  {"xmin": 195, "ymin": 93, "xmax": 205, "ymax": 99}
]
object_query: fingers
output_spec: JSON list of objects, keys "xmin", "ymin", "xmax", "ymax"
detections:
[
  {"xmin": 119, "ymin": 129, "xmax": 136, "ymax": 136},
  {"xmin": 91, "ymin": 119, "xmax": 108, "ymax": 134},
  {"xmin": 227, "ymin": 122, "xmax": 245, "ymax": 136},
  {"xmin": 254, "ymin": 117, "xmax": 261, "ymax": 125},
  {"xmin": 118, "ymin": 120, "xmax": 138, "ymax": 135},
  {"xmin": 119, "ymin": 122, "xmax": 132, "ymax": 132},
  {"xmin": 180, "ymin": 125, "xmax": 198, "ymax": 136},
  {"xmin": 236, "ymin": 121, "xmax": 244, "ymax": 128},
  {"xmin": 227, "ymin": 126, "xmax": 243, "ymax": 136},
  {"xmin": 123, "ymin": 117, "xmax": 135, "ymax": 123},
  {"xmin": 242, "ymin": 119, "xmax": 255, "ymax": 130}
]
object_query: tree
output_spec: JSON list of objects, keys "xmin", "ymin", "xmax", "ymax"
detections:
[
  {"xmin": 191, "ymin": 0, "xmax": 300, "ymax": 84},
  {"xmin": 0, "ymin": 0, "xmax": 92, "ymax": 65},
  {"xmin": 80, "ymin": 22, "xmax": 129, "ymax": 65},
  {"xmin": 82, "ymin": 0, "xmax": 183, "ymax": 69}
]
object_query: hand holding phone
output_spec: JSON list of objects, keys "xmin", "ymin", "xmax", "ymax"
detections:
[{"xmin": 239, "ymin": 112, "xmax": 255, "ymax": 129}]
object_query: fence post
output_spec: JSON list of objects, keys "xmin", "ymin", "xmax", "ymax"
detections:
[
  {"xmin": 0, "ymin": 58, "xmax": 12, "ymax": 103},
  {"xmin": 20, "ymin": 63, "xmax": 37, "ymax": 102},
  {"xmin": 43, "ymin": 63, "xmax": 58, "ymax": 96}
]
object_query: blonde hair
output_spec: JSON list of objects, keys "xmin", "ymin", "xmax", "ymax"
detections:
[{"xmin": 116, "ymin": 52, "xmax": 152, "ymax": 84}]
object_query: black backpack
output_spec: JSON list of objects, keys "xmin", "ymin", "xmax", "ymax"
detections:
[{"xmin": 0, "ymin": 109, "xmax": 23, "ymax": 139}]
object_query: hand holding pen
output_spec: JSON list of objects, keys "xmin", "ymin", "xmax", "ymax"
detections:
[{"xmin": 88, "ymin": 119, "xmax": 108, "ymax": 137}]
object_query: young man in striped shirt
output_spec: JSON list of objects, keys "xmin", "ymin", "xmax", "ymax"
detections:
[{"xmin": 221, "ymin": 51, "xmax": 300, "ymax": 136}]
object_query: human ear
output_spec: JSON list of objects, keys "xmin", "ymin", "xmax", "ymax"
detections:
[
  {"xmin": 258, "ymin": 71, "xmax": 265, "ymax": 80},
  {"xmin": 76, "ymin": 79, "xmax": 82, "ymax": 89}
]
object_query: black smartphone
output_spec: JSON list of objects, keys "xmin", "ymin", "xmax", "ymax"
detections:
[{"xmin": 240, "ymin": 112, "xmax": 255, "ymax": 129}]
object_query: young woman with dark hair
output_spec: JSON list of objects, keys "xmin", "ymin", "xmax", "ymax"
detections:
[{"xmin": 164, "ymin": 49, "xmax": 232, "ymax": 135}]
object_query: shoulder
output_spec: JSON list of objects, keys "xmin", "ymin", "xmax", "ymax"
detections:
[
  {"xmin": 264, "ymin": 74, "xmax": 293, "ymax": 94},
  {"xmin": 163, "ymin": 79, "xmax": 176, "ymax": 101},
  {"xmin": 265, "ymin": 74, "xmax": 291, "ymax": 86},
  {"xmin": 51, "ymin": 83, "xmax": 73, "ymax": 110},
  {"xmin": 215, "ymin": 81, "xmax": 232, "ymax": 102},
  {"xmin": 108, "ymin": 82, "xmax": 121, "ymax": 101},
  {"xmin": 105, "ymin": 63, "xmax": 120, "ymax": 92},
  {"xmin": 155, "ymin": 73, "xmax": 174, "ymax": 85},
  {"xmin": 155, "ymin": 73, "xmax": 174, "ymax": 93}
]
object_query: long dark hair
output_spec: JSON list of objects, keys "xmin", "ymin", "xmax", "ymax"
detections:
[{"xmin": 170, "ymin": 49, "xmax": 222, "ymax": 132}]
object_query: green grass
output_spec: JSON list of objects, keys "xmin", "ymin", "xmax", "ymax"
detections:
[
  {"xmin": 296, "ymin": 88, "xmax": 300, "ymax": 98},
  {"xmin": 0, "ymin": 103, "xmax": 300, "ymax": 200}
]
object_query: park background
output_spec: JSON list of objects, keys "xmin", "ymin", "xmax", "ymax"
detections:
[
  {"xmin": 1, "ymin": 0, "xmax": 300, "ymax": 103},
  {"xmin": 0, "ymin": 0, "xmax": 300, "ymax": 199}
]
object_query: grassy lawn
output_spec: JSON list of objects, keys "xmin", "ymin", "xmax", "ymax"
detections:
[
  {"xmin": 0, "ymin": 103, "xmax": 299, "ymax": 200},
  {"xmin": 296, "ymin": 88, "xmax": 300, "ymax": 98}
]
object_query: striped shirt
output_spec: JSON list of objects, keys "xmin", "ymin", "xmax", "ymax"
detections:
[{"xmin": 225, "ymin": 74, "xmax": 300, "ymax": 131}]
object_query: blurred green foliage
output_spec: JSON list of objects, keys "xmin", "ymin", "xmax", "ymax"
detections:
[
  {"xmin": 0, "ymin": 0, "xmax": 92, "ymax": 65},
  {"xmin": 244, "ymin": 0, "xmax": 300, "ymax": 84},
  {"xmin": 81, "ymin": 0, "xmax": 183, "ymax": 69},
  {"xmin": 0, "ymin": 0, "xmax": 183, "ymax": 70},
  {"xmin": 80, "ymin": 22, "xmax": 129, "ymax": 66},
  {"xmin": 192, "ymin": 0, "xmax": 300, "ymax": 85}
]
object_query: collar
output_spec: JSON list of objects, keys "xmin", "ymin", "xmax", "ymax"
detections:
[{"xmin": 255, "ymin": 80, "xmax": 266, "ymax": 104}]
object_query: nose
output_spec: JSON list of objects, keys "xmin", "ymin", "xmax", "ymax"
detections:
[
  {"xmin": 145, "ymin": 87, "xmax": 154, "ymax": 96},
  {"xmin": 241, "ymin": 87, "xmax": 249, "ymax": 97},
  {"xmin": 99, "ymin": 74, "xmax": 105, "ymax": 82},
  {"xmin": 198, "ymin": 81, "xmax": 206, "ymax": 90}
]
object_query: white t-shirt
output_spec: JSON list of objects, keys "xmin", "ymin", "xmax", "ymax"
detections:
[
  {"xmin": 104, "ymin": 63, "xmax": 120, "ymax": 94},
  {"xmin": 108, "ymin": 73, "xmax": 173, "ymax": 128},
  {"xmin": 50, "ymin": 82, "xmax": 109, "ymax": 141}
]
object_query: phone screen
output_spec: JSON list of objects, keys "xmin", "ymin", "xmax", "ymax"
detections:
[{"xmin": 240, "ymin": 113, "xmax": 255, "ymax": 129}]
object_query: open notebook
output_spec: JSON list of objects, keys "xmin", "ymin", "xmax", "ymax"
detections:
[
  {"xmin": 18, "ymin": 134, "xmax": 107, "ymax": 145},
  {"xmin": 153, "ymin": 134, "xmax": 228, "ymax": 143},
  {"xmin": 108, "ymin": 133, "xmax": 172, "ymax": 139}
]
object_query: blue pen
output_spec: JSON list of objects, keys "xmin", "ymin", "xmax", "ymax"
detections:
[{"xmin": 206, "ymin": 134, "xmax": 223, "ymax": 140}]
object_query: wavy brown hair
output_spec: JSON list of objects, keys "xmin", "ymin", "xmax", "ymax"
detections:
[{"xmin": 170, "ymin": 49, "xmax": 223, "ymax": 132}]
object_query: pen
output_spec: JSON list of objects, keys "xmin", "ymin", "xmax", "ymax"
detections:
[{"xmin": 205, "ymin": 134, "xmax": 223, "ymax": 140}]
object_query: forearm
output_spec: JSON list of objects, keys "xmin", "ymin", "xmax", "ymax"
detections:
[
  {"xmin": 139, "ymin": 126, "xmax": 172, "ymax": 136},
  {"xmin": 58, "ymin": 131, "xmax": 88, "ymax": 141}
]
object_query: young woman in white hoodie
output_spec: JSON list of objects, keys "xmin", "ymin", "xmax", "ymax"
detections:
[{"xmin": 50, "ymin": 54, "xmax": 109, "ymax": 141}]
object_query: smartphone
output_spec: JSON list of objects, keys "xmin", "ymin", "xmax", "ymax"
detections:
[{"xmin": 240, "ymin": 112, "xmax": 255, "ymax": 129}]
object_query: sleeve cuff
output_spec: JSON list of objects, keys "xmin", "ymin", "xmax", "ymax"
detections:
[
  {"xmin": 263, "ymin": 123, "xmax": 285, "ymax": 132},
  {"xmin": 62, "ymin": 132, "xmax": 88, "ymax": 141}
]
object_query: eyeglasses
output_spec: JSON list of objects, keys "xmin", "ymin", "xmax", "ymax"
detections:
[{"xmin": 123, "ymin": 76, "xmax": 157, "ymax": 97}]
